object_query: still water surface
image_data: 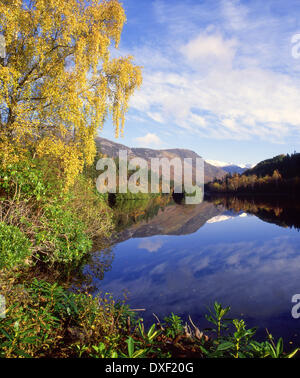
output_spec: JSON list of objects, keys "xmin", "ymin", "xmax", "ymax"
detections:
[{"xmin": 82, "ymin": 197, "xmax": 300, "ymax": 346}]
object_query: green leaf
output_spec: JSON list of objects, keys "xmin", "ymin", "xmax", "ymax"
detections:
[
  {"xmin": 217, "ymin": 341, "xmax": 234, "ymax": 351},
  {"xmin": 132, "ymin": 349, "xmax": 147, "ymax": 358},
  {"xmin": 276, "ymin": 338, "xmax": 283, "ymax": 356},
  {"xmin": 198, "ymin": 345, "xmax": 209, "ymax": 355},
  {"xmin": 286, "ymin": 348, "xmax": 299, "ymax": 359},
  {"xmin": 127, "ymin": 337, "xmax": 134, "ymax": 358},
  {"xmin": 266, "ymin": 342, "xmax": 276, "ymax": 358},
  {"xmin": 0, "ymin": 328, "xmax": 12, "ymax": 340},
  {"xmin": 15, "ymin": 349, "xmax": 31, "ymax": 358},
  {"xmin": 23, "ymin": 337, "xmax": 37, "ymax": 344},
  {"xmin": 147, "ymin": 324, "xmax": 156, "ymax": 338}
]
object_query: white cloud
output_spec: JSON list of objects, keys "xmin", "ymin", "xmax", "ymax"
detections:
[
  {"xmin": 138, "ymin": 238, "xmax": 163, "ymax": 253},
  {"xmin": 221, "ymin": 0, "xmax": 249, "ymax": 31},
  {"xmin": 135, "ymin": 133, "xmax": 162, "ymax": 147},
  {"xmin": 129, "ymin": 30, "xmax": 300, "ymax": 142},
  {"xmin": 189, "ymin": 113, "xmax": 207, "ymax": 127},
  {"xmin": 180, "ymin": 32, "xmax": 237, "ymax": 67},
  {"xmin": 125, "ymin": 0, "xmax": 300, "ymax": 145},
  {"xmin": 146, "ymin": 111, "xmax": 165, "ymax": 124}
]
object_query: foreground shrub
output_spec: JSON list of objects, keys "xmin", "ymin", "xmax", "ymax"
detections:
[
  {"xmin": 0, "ymin": 158, "xmax": 113, "ymax": 268},
  {"xmin": 0, "ymin": 277, "xmax": 298, "ymax": 359},
  {"xmin": 36, "ymin": 204, "xmax": 92, "ymax": 266},
  {"xmin": 0, "ymin": 222, "xmax": 32, "ymax": 269},
  {"xmin": 0, "ymin": 158, "xmax": 63, "ymax": 203},
  {"xmin": 0, "ymin": 278, "xmax": 121, "ymax": 358},
  {"xmin": 68, "ymin": 175, "xmax": 113, "ymax": 239}
]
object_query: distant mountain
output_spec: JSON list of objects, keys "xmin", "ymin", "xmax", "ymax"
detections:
[
  {"xmin": 95, "ymin": 137, "xmax": 226, "ymax": 183},
  {"xmin": 205, "ymin": 159, "xmax": 254, "ymax": 174},
  {"xmin": 220, "ymin": 165, "xmax": 247, "ymax": 174}
]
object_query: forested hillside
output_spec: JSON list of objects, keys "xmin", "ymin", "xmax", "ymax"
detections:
[
  {"xmin": 207, "ymin": 153, "xmax": 300, "ymax": 194},
  {"xmin": 244, "ymin": 153, "xmax": 300, "ymax": 179}
]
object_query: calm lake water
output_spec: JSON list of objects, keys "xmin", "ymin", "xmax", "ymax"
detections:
[{"xmin": 81, "ymin": 196, "xmax": 300, "ymax": 348}]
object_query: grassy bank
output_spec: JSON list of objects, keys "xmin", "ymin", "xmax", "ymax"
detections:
[{"xmin": 1, "ymin": 273, "xmax": 298, "ymax": 358}]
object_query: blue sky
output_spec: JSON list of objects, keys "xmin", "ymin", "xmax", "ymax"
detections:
[{"xmin": 99, "ymin": 0, "xmax": 300, "ymax": 165}]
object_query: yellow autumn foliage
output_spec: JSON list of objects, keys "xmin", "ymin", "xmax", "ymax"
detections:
[{"xmin": 0, "ymin": 0, "xmax": 142, "ymax": 187}]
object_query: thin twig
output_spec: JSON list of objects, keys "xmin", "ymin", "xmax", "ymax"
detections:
[
  {"xmin": 153, "ymin": 313, "xmax": 165, "ymax": 331},
  {"xmin": 129, "ymin": 308, "xmax": 146, "ymax": 312}
]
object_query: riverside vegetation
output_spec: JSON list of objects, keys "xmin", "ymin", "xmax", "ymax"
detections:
[
  {"xmin": 0, "ymin": 157, "xmax": 299, "ymax": 358},
  {"xmin": 0, "ymin": 0, "xmax": 299, "ymax": 359}
]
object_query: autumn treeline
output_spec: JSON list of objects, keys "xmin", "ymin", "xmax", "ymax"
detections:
[
  {"xmin": 207, "ymin": 153, "xmax": 300, "ymax": 194},
  {"xmin": 207, "ymin": 169, "xmax": 300, "ymax": 194}
]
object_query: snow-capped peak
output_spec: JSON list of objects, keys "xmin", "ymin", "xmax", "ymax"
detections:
[
  {"xmin": 206, "ymin": 160, "xmax": 254, "ymax": 169},
  {"xmin": 205, "ymin": 159, "xmax": 231, "ymax": 168},
  {"xmin": 238, "ymin": 163, "xmax": 254, "ymax": 169},
  {"xmin": 207, "ymin": 213, "xmax": 248, "ymax": 224}
]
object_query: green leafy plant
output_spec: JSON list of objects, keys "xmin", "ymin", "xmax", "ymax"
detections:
[
  {"xmin": 0, "ymin": 276, "xmax": 299, "ymax": 359},
  {"xmin": 231, "ymin": 319, "xmax": 257, "ymax": 358},
  {"xmin": 0, "ymin": 222, "xmax": 32, "ymax": 269},
  {"xmin": 164, "ymin": 313, "xmax": 183, "ymax": 339},
  {"xmin": 137, "ymin": 322, "xmax": 161, "ymax": 344},
  {"xmin": 89, "ymin": 342, "xmax": 118, "ymax": 358},
  {"xmin": 120, "ymin": 337, "xmax": 148, "ymax": 358},
  {"xmin": 37, "ymin": 204, "xmax": 92, "ymax": 265},
  {"xmin": 206, "ymin": 301, "xmax": 231, "ymax": 337}
]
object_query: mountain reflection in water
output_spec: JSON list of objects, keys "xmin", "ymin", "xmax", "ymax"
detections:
[{"xmin": 81, "ymin": 196, "xmax": 300, "ymax": 348}]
